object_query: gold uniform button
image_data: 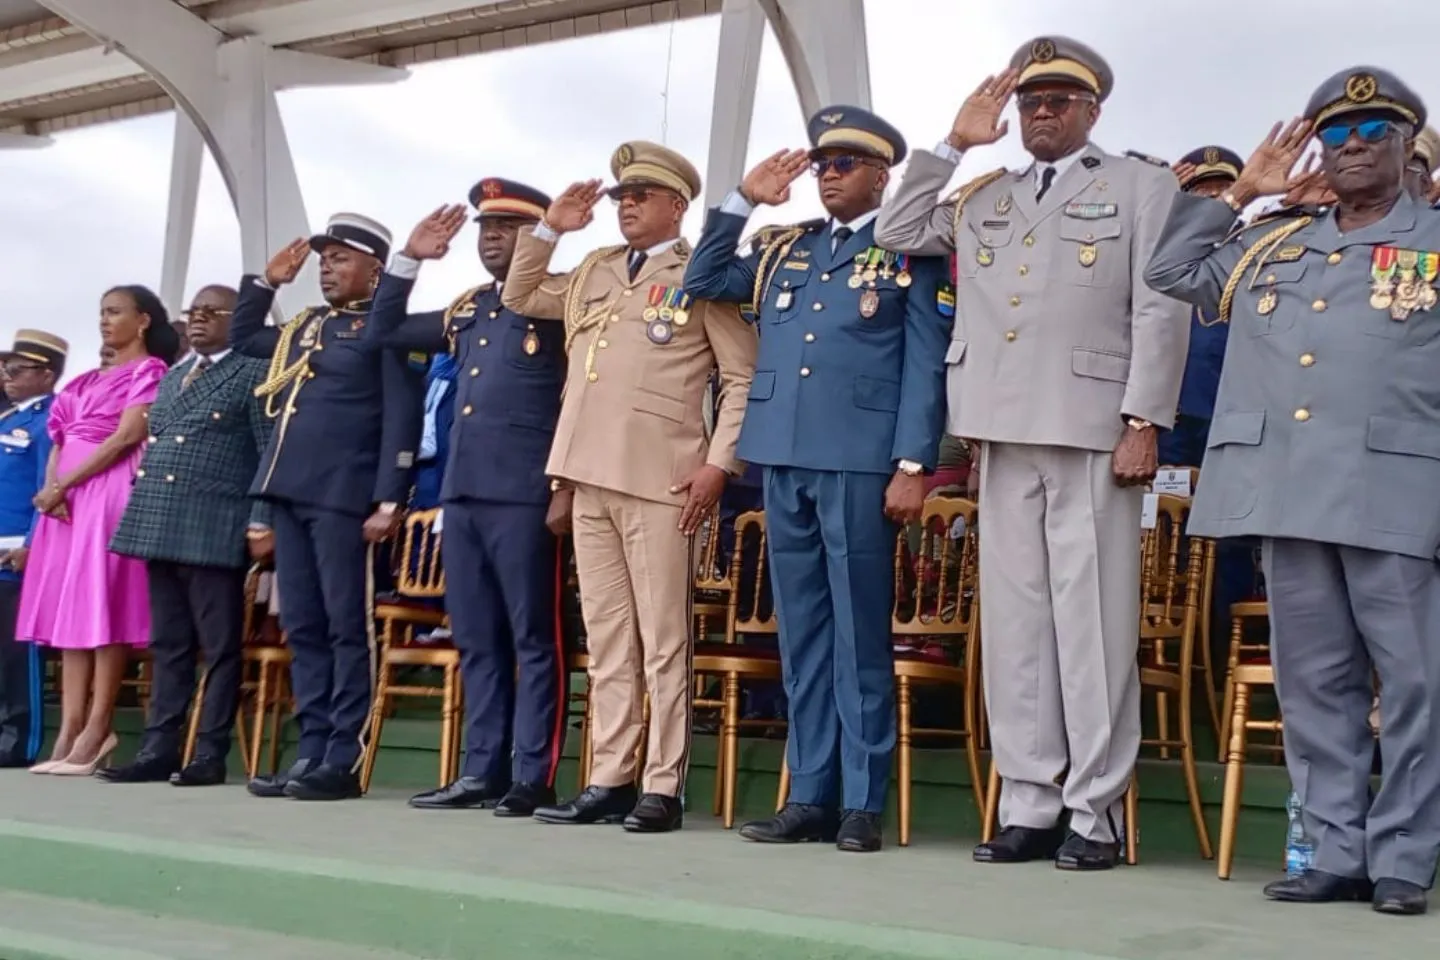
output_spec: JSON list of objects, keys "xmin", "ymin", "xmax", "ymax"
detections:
[
  {"xmin": 469, "ymin": 367, "xmax": 479, "ymax": 377},
  {"xmin": 1010, "ymin": 296, "xmax": 1022, "ymax": 307},
  {"xmin": 1018, "ymin": 265, "xmax": 1029, "ymax": 276},
  {"xmin": 587, "ymin": 372, "xmax": 598, "ymax": 382},
  {"xmin": 623, "ymin": 289, "xmax": 634, "ymax": 297},
  {"xmin": 812, "ymin": 302, "xmax": 823, "ymax": 312},
  {"xmin": 478, "ymin": 337, "xmax": 489, "ymax": 347},
  {"xmin": 1294, "ymin": 408, "xmax": 1311, "ymax": 422},
  {"xmin": 804, "ymin": 332, "xmax": 816, "ymax": 343},
  {"xmin": 1264, "ymin": 274, "xmax": 1276, "ymax": 284},
  {"xmin": 598, "ymin": 339, "xmax": 609, "ymax": 349},
  {"xmin": 1023, "ymin": 235, "xmax": 1035, "ymax": 247},
  {"xmin": 1312, "ymin": 299, "xmax": 1327, "ymax": 312},
  {"xmin": 1327, "ymin": 252, "xmax": 1342, "ymax": 265},
  {"xmin": 821, "ymin": 272, "xmax": 831, "ymax": 282},
  {"xmin": 609, "ymin": 314, "xmax": 620, "ymax": 323},
  {"xmin": 1005, "ymin": 330, "xmax": 1017, "ymax": 342},
  {"xmin": 1300, "ymin": 353, "xmax": 1316, "ymax": 367},
  {"xmin": 800, "ymin": 367, "xmax": 811, "ymax": 377},
  {"xmin": 462, "ymin": 405, "xmax": 474, "ymax": 416}
]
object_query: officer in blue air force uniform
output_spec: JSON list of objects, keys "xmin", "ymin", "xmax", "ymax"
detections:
[
  {"xmin": 0, "ymin": 330, "xmax": 64, "ymax": 768},
  {"xmin": 229, "ymin": 214, "xmax": 426, "ymax": 802},
  {"xmin": 684, "ymin": 106, "xmax": 951, "ymax": 853},
  {"xmin": 366, "ymin": 179, "xmax": 571, "ymax": 818}
]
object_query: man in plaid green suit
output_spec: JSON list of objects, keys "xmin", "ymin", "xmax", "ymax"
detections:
[{"xmin": 102, "ymin": 285, "xmax": 274, "ymax": 787}]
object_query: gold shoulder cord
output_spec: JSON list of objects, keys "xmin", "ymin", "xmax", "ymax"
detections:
[
  {"xmin": 443, "ymin": 285, "xmax": 486, "ymax": 355},
  {"xmin": 1218, "ymin": 217, "xmax": 1313, "ymax": 323},
  {"xmin": 949, "ymin": 168, "xmax": 1009, "ymax": 245},
  {"xmin": 750, "ymin": 226, "xmax": 807, "ymax": 314},
  {"xmin": 253, "ymin": 308, "xmax": 321, "ymax": 418},
  {"xmin": 562, "ymin": 244, "xmax": 626, "ymax": 353}
]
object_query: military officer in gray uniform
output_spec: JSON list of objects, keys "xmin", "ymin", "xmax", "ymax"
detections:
[
  {"xmin": 876, "ymin": 36, "xmax": 1189, "ymax": 871},
  {"xmin": 1147, "ymin": 68, "xmax": 1440, "ymax": 916}
]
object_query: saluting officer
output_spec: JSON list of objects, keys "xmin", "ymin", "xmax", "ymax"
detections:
[
  {"xmin": 0, "ymin": 330, "xmax": 65, "ymax": 768},
  {"xmin": 229, "ymin": 214, "xmax": 426, "ymax": 802},
  {"xmin": 503, "ymin": 142, "xmax": 758, "ymax": 832},
  {"xmin": 685, "ymin": 107, "xmax": 950, "ymax": 852},
  {"xmin": 1147, "ymin": 68, "xmax": 1440, "ymax": 916},
  {"xmin": 876, "ymin": 37, "xmax": 1189, "ymax": 870},
  {"xmin": 1406, "ymin": 125, "xmax": 1440, "ymax": 202},
  {"xmin": 368, "ymin": 178, "xmax": 572, "ymax": 817}
]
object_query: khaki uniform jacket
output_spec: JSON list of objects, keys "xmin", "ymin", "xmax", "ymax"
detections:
[
  {"xmin": 502, "ymin": 228, "xmax": 757, "ymax": 506},
  {"xmin": 875, "ymin": 143, "xmax": 1190, "ymax": 451}
]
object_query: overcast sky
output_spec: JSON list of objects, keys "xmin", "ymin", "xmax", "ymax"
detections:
[{"xmin": 2, "ymin": 0, "xmax": 1439, "ymax": 374}]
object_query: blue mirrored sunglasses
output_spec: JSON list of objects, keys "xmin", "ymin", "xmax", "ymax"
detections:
[{"xmin": 1317, "ymin": 118, "xmax": 1395, "ymax": 149}]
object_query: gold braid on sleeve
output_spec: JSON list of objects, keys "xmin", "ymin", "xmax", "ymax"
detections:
[
  {"xmin": 1217, "ymin": 217, "xmax": 1313, "ymax": 323},
  {"xmin": 948, "ymin": 168, "xmax": 1009, "ymax": 245},
  {"xmin": 749, "ymin": 226, "xmax": 807, "ymax": 315},
  {"xmin": 253, "ymin": 308, "xmax": 319, "ymax": 418},
  {"xmin": 562, "ymin": 245, "xmax": 627, "ymax": 353}
]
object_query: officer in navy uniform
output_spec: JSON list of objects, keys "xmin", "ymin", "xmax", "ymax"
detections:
[
  {"xmin": 368, "ymin": 180, "xmax": 571, "ymax": 817},
  {"xmin": 229, "ymin": 214, "xmax": 426, "ymax": 801},
  {"xmin": 0, "ymin": 330, "xmax": 64, "ymax": 768},
  {"xmin": 685, "ymin": 106, "xmax": 951, "ymax": 852}
]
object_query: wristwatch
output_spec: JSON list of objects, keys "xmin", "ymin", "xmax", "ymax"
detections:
[
  {"xmin": 1126, "ymin": 417, "xmax": 1155, "ymax": 431},
  {"xmin": 897, "ymin": 459, "xmax": 924, "ymax": 477},
  {"xmin": 376, "ymin": 502, "xmax": 399, "ymax": 516},
  {"xmin": 1219, "ymin": 191, "xmax": 1245, "ymax": 213}
]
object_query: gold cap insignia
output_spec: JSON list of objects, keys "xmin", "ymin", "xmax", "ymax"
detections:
[
  {"xmin": 481, "ymin": 179, "xmax": 502, "ymax": 198},
  {"xmin": 1345, "ymin": 72, "xmax": 1378, "ymax": 104},
  {"xmin": 1031, "ymin": 38, "xmax": 1056, "ymax": 63},
  {"xmin": 820, "ymin": 112, "xmax": 844, "ymax": 125},
  {"xmin": 614, "ymin": 143, "xmax": 634, "ymax": 168},
  {"xmin": 1203, "ymin": 147, "xmax": 1220, "ymax": 165}
]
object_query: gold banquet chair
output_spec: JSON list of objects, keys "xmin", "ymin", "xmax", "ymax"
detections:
[
  {"xmin": 890, "ymin": 496, "xmax": 985, "ymax": 846},
  {"xmin": 360, "ymin": 508, "xmax": 460, "ymax": 793},
  {"xmin": 1217, "ymin": 601, "xmax": 1282, "ymax": 879},
  {"xmin": 1154, "ymin": 464, "xmax": 1222, "ymax": 740}
]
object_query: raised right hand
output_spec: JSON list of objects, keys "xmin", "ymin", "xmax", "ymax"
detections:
[
  {"xmin": 1236, "ymin": 118, "xmax": 1313, "ymax": 199},
  {"xmin": 947, "ymin": 69, "xmax": 1019, "ymax": 151},
  {"xmin": 740, "ymin": 149, "xmax": 810, "ymax": 206},
  {"xmin": 264, "ymin": 238, "xmax": 311, "ymax": 287},
  {"xmin": 403, "ymin": 205, "xmax": 468, "ymax": 260},
  {"xmin": 544, "ymin": 180, "xmax": 605, "ymax": 234}
]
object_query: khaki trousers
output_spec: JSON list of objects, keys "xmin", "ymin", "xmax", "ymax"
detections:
[{"xmin": 572, "ymin": 483, "xmax": 694, "ymax": 796}]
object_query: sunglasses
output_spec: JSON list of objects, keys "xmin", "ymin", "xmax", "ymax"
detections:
[
  {"xmin": 1016, "ymin": 92, "xmax": 1095, "ymax": 115},
  {"xmin": 180, "ymin": 307, "xmax": 233, "ymax": 322},
  {"xmin": 809, "ymin": 155, "xmax": 880, "ymax": 177},
  {"xmin": 2, "ymin": 362, "xmax": 44, "ymax": 378},
  {"xmin": 1317, "ymin": 118, "xmax": 1396, "ymax": 149},
  {"xmin": 610, "ymin": 187, "xmax": 665, "ymax": 206}
]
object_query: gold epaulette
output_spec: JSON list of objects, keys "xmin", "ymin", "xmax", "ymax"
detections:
[
  {"xmin": 1219, "ymin": 205, "xmax": 1314, "ymax": 247},
  {"xmin": 254, "ymin": 307, "xmax": 322, "ymax": 413},
  {"xmin": 1218, "ymin": 215, "xmax": 1313, "ymax": 323},
  {"xmin": 563, "ymin": 244, "xmax": 627, "ymax": 352},
  {"xmin": 749, "ymin": 222, "xmax": 817, "ymax": 316},
  {"xmin": 948, "ymin": 168, "xmax": 1009, "ymax": 242},
  {"xmin": 442, "ymin": 284, "xmax": 492, "ymax": 353}
]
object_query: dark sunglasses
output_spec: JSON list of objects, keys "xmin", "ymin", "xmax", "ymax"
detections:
[
  {"xmin": 1317, "ymin": 119, "xmax": 1396, "ymax": 149},
  {"xmin": 180, "ymin": 307, "xmax": 233, "ymax": 322},
  {"xmin": 609, "ymin": 187, "xmax": 663, "ymax": 205},
  {"xmin": 809, "ymin": 155, "xmax": 879, "ymax": 177},
  {"xmin": 1017, "ymin": 92, "xmax": 1095, "ymax": 115},
  {"xmin": 1, "ymin": 362, "xmax": 44, "ymax": 378}
]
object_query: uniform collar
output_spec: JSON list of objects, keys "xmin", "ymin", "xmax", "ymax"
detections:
[
  {"xmin": 1028, "ymin": 144, "xmax": 1090, "ymax": 190},
  {"xmin": 12, "ymin": 394, "xmax": 46, "ymax": 412},
  {"xmin": 630, "ymin": 237, "xmax": 679, "ymax": 260},
  {"xmin": 830, "ymin": 208, "xmax": 880, "ymax": 237},
  {"xmin": 194, "ymin": 348, "xmax": 231, "ymax": 366}
]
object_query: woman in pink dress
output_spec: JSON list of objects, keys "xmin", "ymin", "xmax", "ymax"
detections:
[{"xmin": 20, "ymin": 285, "xmax": 179, "ymax": 775}]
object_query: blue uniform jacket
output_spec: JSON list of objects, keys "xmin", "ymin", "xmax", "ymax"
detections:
[
  {"xmin": 1176, "ymin": 305, "xmax": 1228, "ymax": 421},
  {"xmin": 684, "ymin": 210, "xmax": 951, "ymax": 473},
  {"xmin": 229, "ymin": 275, "xmax": 426, "ymax": 515},
  {"xmin": 0, "ymin": 396, "xmax": 52, "ymax": 583},
  {"xmin": 368, "ymin": 272, "xmax": 565, "ymax": 507}
]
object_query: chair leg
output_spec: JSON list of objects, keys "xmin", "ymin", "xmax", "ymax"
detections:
[
  {"xmin": 182, "ymin": 667, "xmax": 209, "ymax": 768},
  {"xmin": 722, "ymin": 673, "xmax": 741, "ymax": 829},
  {"xmin": 578, "ymin": 692, "xmax": 593, "ymax": 789},
  {"xmin": 1123, "ymin": 778, "xmax": 1139, "ymax": 866},
  {"xmin": 1218, "ymin": 682, "xmax": 1252, "ymax": 880},
  {"xmin": 1179, "ymin": 663, "xmax": 1215, "ymax": 860},
  {"xmin": 776, "ymin": 748, "xmax": 791, "ymax": 812},
  {"xmin": 1219, "ymin": 616, "xmax": 1243, "ymax": 763},
  {"xmin": 248, "ymin": 662, "xmax": 271, "ymax": 780},
  {"xmin": 439, "ymin": 662, "xmax": 458, "ymax": 788},
  {"xmin": 981, "ymin": 758, "xmax": 1000, "ymax": 843},
  {"xmin": 267, "ymin": 671, "xmax": 286, "ymax": 775},
  {"xmin": 962, "ymin": 670, "xmax": 985, "ymax": 823},
  {"xmin": 234, "ymin": 691, "xmax": 252, "ymax": 770},
  {"xmin": 449, "ymin": 664, "xmax": 463, "ymax": 783},
  {"xmin": 897, "ymin": 676, "xmax": 913, "ymax": 847},
  {"xmin": 360, "ymin": 661, "xmax": 390, "ymax": 794}
]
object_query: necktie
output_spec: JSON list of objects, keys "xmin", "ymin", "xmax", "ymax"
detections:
[
  {"xmin": 627, "ymin": 250, "xmax": 647, "ymax": 281},
  {"xmin": 181, "ymin": 355, "xmax": 211, "ymax": 391},
  {"xmin": 1036, "ymin": 165, "xmax": 1057, "ymax": 201},
  {"xmin": 832, "ymin": 225, "xmax": 853, "ymax": 255}
]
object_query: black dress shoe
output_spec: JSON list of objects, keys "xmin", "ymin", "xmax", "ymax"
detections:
[
  {"xmin": 623, "ymin": 793, "xmax": 683, "ymax": 833},
  {"xmin": 973, "ymin": 825, "xmax": 1066, "ymax": 863},
  {"xmin": 284, "ymin": 764, "xmax": 362, "ymax": 801},
  {"xmin": 1055, "ymin": 831, "xmax": 1120, "ymax": 871},
  {"xmin": 171, "ymin": 756, "xmax": 226, "ymax": 787},
  {"xmin": 1263, "ymin": 869, "xmax": 1374, "ymax": 903},
  {"xmin": 739, "ymin": 803, "xmax": 840, "ymax": 844},
  {"xmin": 1373, "ymin": 878, "xmax": 1427, "ymax": 915},
  {"xmin": 836, "ymin": 810, "xmax": 883, "ymax": 853},
  {"xmin": 533, "ymin": 784, "xmax": 638, "ymax": 825},
  {"xmin": 408, "ymin": 777, "xmax": 509, "ymax": 810},
  {"xmin": 248, "ymin": 758, "xmax": 321, "ymax": 798},
  {"xmin": 96, "ymin": 755, "xmax": 180, "ymax": 784},
  {"xmin": 494, "ymin": 782, "xmax": 555, "ymax": 818}
]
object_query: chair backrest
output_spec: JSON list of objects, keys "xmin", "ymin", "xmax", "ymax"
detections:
[
  {"xmin": 728, "ymin": 509, "xmax": 777, "ymax": 638},
  {"xmin": 693, "ymin": 506, "xmax": 727, "ymax": 592},
  {"xmin": 396, "ymin": 508, "xmax": 445, "ymax": 598},
  {"xmin": 892, "ymin": 496, "xmax": 979, "ymax": 642},
  {"xmin": 1139, "ymin": 495, "xmax": 1212, "ymax": 643}
]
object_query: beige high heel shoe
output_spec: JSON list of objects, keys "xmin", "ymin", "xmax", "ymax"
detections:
[
  {"xmin": 50, "ymin": 733, "xmax": 119, "ymax": 777},
  {"xmin": 30, "ymin": 741, "xmax": 79, "ymax": 774}
]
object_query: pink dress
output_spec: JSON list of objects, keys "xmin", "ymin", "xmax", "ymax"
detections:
[{"xmin": 17, "ymin": 356, "xmax": 167, "ymax": 649}]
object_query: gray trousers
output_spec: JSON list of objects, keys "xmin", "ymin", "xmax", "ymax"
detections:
[
  {"xmin": 979, "ymin": 443, "xmax": 1142, "ymax": 843},
  {"xmin": 1264, "ymin": 538, "xmax": 1440, "ymax": 887}
]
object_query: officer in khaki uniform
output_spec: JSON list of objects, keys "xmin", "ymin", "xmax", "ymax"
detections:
[
  {"xmin": 1147, "ymin": 68, "xmax": 1440, "ymax": 917},
  {"xmin": 502, "ymin": 141, "xmax": 758, "ymax": 832},
  {"xmin": 876, "ymin": 36, "xmax": 1189, "ymax": 870}
]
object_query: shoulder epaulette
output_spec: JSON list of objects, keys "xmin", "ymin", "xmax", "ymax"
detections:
[
  {"xmin": 741, "ymin": 219, "xmax": 825, "ymax": 256},
  {"xmin": 1218, "ymin": 213, "xmax": 1315, "ymax": 323},
  {"xmin": 945, "ymin": 167, "xmax": 1009, "ymax": 240},
  {"xmin": 562, "ymin": 244, "xmax": 628, "ymax": 351},
  {"xmin": 1123, "ymin": 150, "xmax": 1169, "ymax": 168},
  {"xmin": 444, "ymin": 284, "xmax": 493, "ymax": 324},
  {"xmin": 1221, "ymin": 203, "xmax": 1323, "ymax": 246}
]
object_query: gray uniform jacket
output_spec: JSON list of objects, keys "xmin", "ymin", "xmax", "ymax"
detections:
[
  {"xmin": 1145, "ymin": 190, "xmax": 1440, "ymax": 560},
  {"xmin": 875, "ymin": 143, "xmax": 1189, "ymax": 451}
]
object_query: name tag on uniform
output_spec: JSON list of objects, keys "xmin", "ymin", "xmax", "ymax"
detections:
[
  {"xmin": 334, "ymin": 331, "xmax": 361, "ymax": 340},
  {"xmin": 0, "ymin": 434, "xmax": 30, "ymax": 449},
  {"xmin": 782, "ymin": 260, "xmax": 810, "ymax": 271},
  {"xmin": 1064, "ymin": 202, "xmax": 1118, "ymax": 219}
]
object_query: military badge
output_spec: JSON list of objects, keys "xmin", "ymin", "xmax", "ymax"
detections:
[
  {"xmin": 1273, "ymin": 245, "xmax": 1306, "ymax": 262},
  {"xmin": 614, "ymin": 143, "xmax": 634, "ymax": 168},
  {"xmin": 937, "ymin": 287, "xmax": 956, "ymax": 319},
  {"xmin": 1063, "ymin": 202, "xmax": 1117, "ymax": 219},
  {"xmin": 820, "ymin": 111, "xmax": 844, "ymax": 125},
  {"xmin": 351, "ymin": 317, "xmax": 365, "ymax": 330},
  {"xmin": 1256, "ymin": 289, "xmax": 1277, "ymax": 315},
  {"xmin": 522, "ymin": 328, "xmax": 540, "ymax": 355},
  {"xmin": 782, "ymin": 260, "xmax": 809, "ymax": 270},
  {"xmin": 859, "ymin": 289, "xmax": 880, "ymax": 319},
  {"xmin": 995, "ymin": 193, "xmax": 1013, "ymax": 216},
  {"xmin": 976, "ymin": 247, "xmax": 995, "ymax": 267},
  {"xmin": 481, "ymin": 179, "xmax": 503, "ymax": 199},
  {"xmin": 647, "ymin": 319, "xmax": 674, "ymax": 344},
  {"xmin": 775, "ymin": 290, "xmax": 794, "ymax": 310},
  {"xmin": 1031, "ymin": 38, "xmax": 1056, "ymax": 62},
  {"xmin": 1078, "ymin": 244, "xmax": 1098, "ymax": 267},
  {"xmin": 1345, "ymin": 72, "xmax": 1378, "ymax": 104},
  {"xmin": 1203, "ymin": 147, "xmax": 1221, "ymax": 166}
]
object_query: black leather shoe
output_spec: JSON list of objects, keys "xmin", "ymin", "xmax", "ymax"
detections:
[
  {"xmin": 973, "ymin": 825, "xmax": 1066, "ymax": 863},
  {"xmin": 623, "ymin": 793, "xmax": 683, "ymax": 833},
  {"xmin": 171, "ymin": 756, "xmax": 226, "ymax": 787},
  {"xmin": 836, "ymin": 810, "xmax": 883, "ymax": 853},
  {"xmin": 96, "ymin": 755, "xmax": 180, "ymax": 784},
  {"xmin": 739, "ymin": 803, "xmax": 840, "ymax": 844},
  {"xmin": 1263, "ymin": 870, "xmax": 1374, "ymax": 903},
  {"xmin": 408, "ymin": 777, "xmax": 509, "ymax": 810},
  {"xmin": 1373, "ymin": 878, "xmax": 1427, "ymax": 915},
  {"xmin": 533, "ymin": 784, "xmax": 638, "ymax": 825},
  {"xmin": 284, "ymin": 764, "xmax": 362, "ymax": 801},
  {"xmin": 1055, "ymin": 831, "xmax": 1120, "ymax": 871},
  {"xmin": 494, "ymin": 782, "xmax": 555, "ymax": 818},
  {"xmin": 248, "ymin": 758, "xmax": 320, "ymax": 798}
]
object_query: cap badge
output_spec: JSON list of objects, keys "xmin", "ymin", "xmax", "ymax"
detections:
[
  {"xmin": 614, "ymin": 143, "xmax": 634, "ymax": 168},
  {"xmin": 1345, "ymin": 73, "xmax": 1378, "ymax": 104},
  {"xmin": 1203, "ymin": 147, "xmax": 1220, "ymax": 165},
  {"xmin": 820, "ymin": 112, "xmax": 844, "ymax": 125},
  {"xmin": 1031, "ymin": 38, "xmax": 1056, "ymax": 63},
  {"xmin": 481, "ymin": 179, "xmax": 502, "ymax": 199}
]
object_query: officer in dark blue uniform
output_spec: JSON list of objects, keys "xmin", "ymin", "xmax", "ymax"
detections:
[
  {"xmin": 229, "ymin": 214, "xmax": 426, "ymax": 801},
  {"xmin": 368, "ymin": 179, "xmax": 570, "ymax": 817},
  {"xmin": 0, "ymin": 330, "xmax": 64, "ymax": 768},
  {"xmin": 685, "ymin": 107, "xmax": 950, "ymax": 852}
]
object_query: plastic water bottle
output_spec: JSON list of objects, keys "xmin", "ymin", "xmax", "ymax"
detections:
[{"xmin": 1285, "ymin": 791, "xmax": 1314, "ymax": 877}]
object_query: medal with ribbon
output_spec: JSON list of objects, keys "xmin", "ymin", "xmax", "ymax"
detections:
[
  {"xmin": 1370, "ymin": 246, "xmax": 1399, "ymax": 311},
  {"xmin": 1392, "ymin": 249, "xmax": 1423, "ymax": 321}
]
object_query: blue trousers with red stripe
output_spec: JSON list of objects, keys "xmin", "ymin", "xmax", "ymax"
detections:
[
  {"xmin": 0, "ymin": 579, "xmax": 42, "ymax": 766},
  {"xmin": 442, "ymin": 498, "xmax": 568, "ymax": 787}
]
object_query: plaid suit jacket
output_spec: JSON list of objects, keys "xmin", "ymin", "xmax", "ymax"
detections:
[{"xmin": 110, "ymin": 351, "xmax": 273, "ymax": 569}]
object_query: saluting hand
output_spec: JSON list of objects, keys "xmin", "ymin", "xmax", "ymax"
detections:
[
  {"xmin": 544, "ymin": 180, "xmax": 605, "ymax": 234},
  {"xmin": 264, "ymin": 238, "xmax": 311, "ymax": 287},
  {"xmin": 1236, "ymin": 118, "xmax": 1313, "ymax": 200},
  {"xmin": 1171, "ymin": 161, "xmax": 1197, "ymax": 186},
  {"xmin": 403, "ymin": 205, "xmax": 468, "ymax": 260},
  {"xmin": 1280, "ymin": 155, "xmax": 1337, "ymax": 208},
  {"xmin": 947, "ymin": 69, "xmax": 1019, "ymax": 151},
  {"xmin": 740, "ymin": 149, "xmax": 810, "ymax": 206},
  {"xmin": 673, "ymin": 465, "xmax": 729, "ymax": 536}
]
